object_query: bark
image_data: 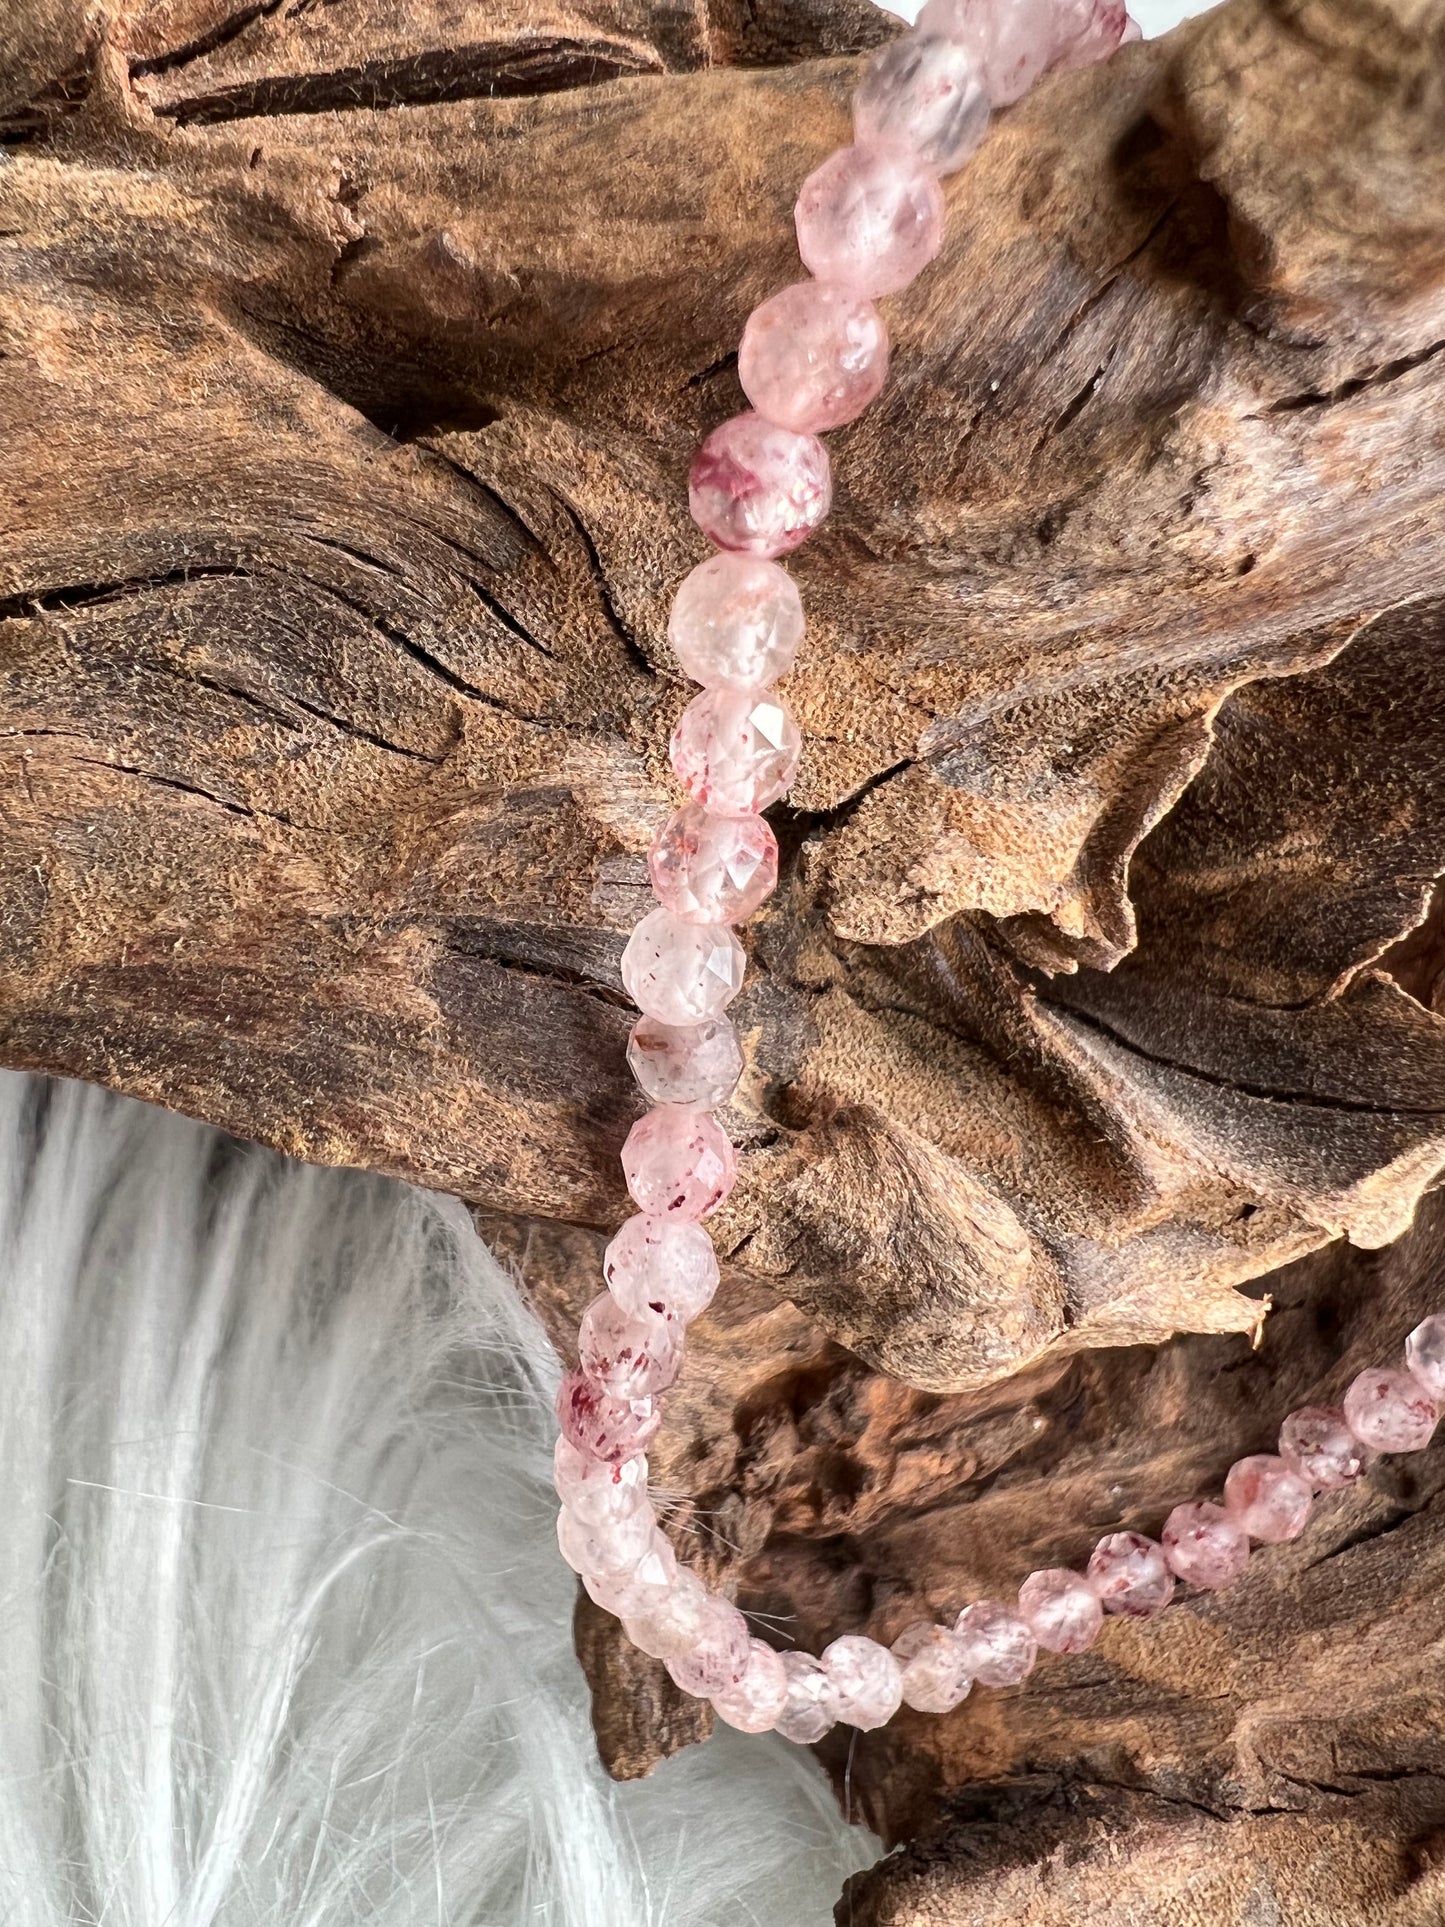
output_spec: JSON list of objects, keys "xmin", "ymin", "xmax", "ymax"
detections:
[{"xmin": 3, "ymin": 0, "xmax": 1445, "ymax": 1917}]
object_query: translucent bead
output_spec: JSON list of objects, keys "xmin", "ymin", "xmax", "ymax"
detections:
[
  {"xmin": 795, "ymin": 143, "xmax": 946, "ymax": 299},
  {"xmin": 552, "ymin": 1434, "xmax": 649, "ymax": 1528},
  {"xmin": 1344, "ymin": 1367, "xmax": 1439, "ymax": 1454},
  {"xmin": 1161, "ymin": 1501, "xmax": 1250, "ymax": 1589},
  {"xmin": 627, "ymin": 1014, "xmax": 744, "ymax": 1111},
  {"xmin": 712, "ymin": 1637, "xmax": 790, "ymax": 1733},
  {"xmin": 1223, "ymin": 1455, "xmax": 1313, "ymax": 1543},
  {"xmin": 670, "ymin": 687, "xmax": 802, "ymax": 816},
  {"xmin": 584, "ymin": 1530, "xmax": 679, "ymax": 1617},
  {"xmin": 738, "ymin": 281, "xmax": 890, "ymax": 436},
  {"xmin": 649, "ymin": 804, "xmax": 779, "ymax": 926},
  {"xmin": 890, "ymin": 1621, "xmax": 973, "ymax": 1713},
  {"xmin": 917, "ymin": 0, "xmax": 1054, "ymax": 104},
  {"xmin": 952, "ymin": 1600, "xmax": 1036, "ymax": 1686},
  {"xmin": 1017, "ymin": 1568, "xmax": 1102, "ymax": 1654},
  {"xmin": 854, "ymin": 33, "xmax": 989, "ymax": 175},
  {"xmin": 603, "ymin": 1213, "xmax": 720, "ymax": 1324},
  {"xmin": 821, "ymin": 1633, "xmax": 903, "ymax": 1730},
  {"xmin": 688, "ymin": 412, "xmax": 831, "ymax": 557},
  {"xmin": 621, "ymin": 1105, "xmax": 737, "ymax": 1221},
  {"xmin": 1406, "ymin": 1313, "xmax": 1445, "ymax": 1401},
  {"xmin": 774, "ymin": 1650, "xmax": 839, "ymax": 1745},
  {"xmin": 578, "ymin": 1294, "xmax": 683, "ymax": 1399},
  {"xmin": 623, "ymin": 1567, "xmax": 711, "ymax": 1660},
  {"xmin": 1051, "ymin": 0, "xmax": 1131, "ymax": 70},
  {"xmin": 1278, "ymin": 1406, "xmax": 1364, "ymax": 1491},
  {"xmin": 668, "ymin": 553, "xmax": 804, "ymax": 691},
  {"xmin": 666, "ymin": 1594, "xmax": 752, "ymax": 1697},
  {"xmin": 557, "ymin": 1499, "xmax": 657, "ymax": 1578},
  {"xmin": 555, "ymin": 1368, "xmax": 662, "ymax": 1466},
  {"xmin": 1087, "ymin": 1531, "xmax": 1174, "ymax": 1618},
  {"xmin": 621, "ymin": 907, "xmax": 745, "ymax": 1026}
]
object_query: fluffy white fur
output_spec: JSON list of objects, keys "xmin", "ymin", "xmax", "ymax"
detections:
[{"xmin": 0, "ymin": 1072, "xmax": 876, "ymax": 1926}]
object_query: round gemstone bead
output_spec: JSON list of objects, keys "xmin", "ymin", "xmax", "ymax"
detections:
[
  {"xmin": 821, "ymin": 1633, "xmax": 903, "ymax": 1730},
  {"xmin": 623, "ymin": 1568, "xmax": 711, "ymax": 1660},
  {"xmin": 1344, "ymin": 1367, "xmax": 1439, "ymax": 1454},
  {"xmin": 688, "ymin": 412, "xmax": 831, "ymax": 557},
  {"xmin": 917, "ymin": 0, "xmax": 1054, "ymax": 105},
  {"xmin": 774, "ymin": 1650, "xmax": 839, "ymax": 1745},
  {"xmin": 556, "ymin": 1368, "xmax": 662, "ymax": 1466},
  {"xmin": 1017, "ymin": 1568, "xmax": 1103, "ymax": 1654},
  {"xmin": 738, "ymin": 281, "xmax": 890, "ymax": 436},
  {"xmin": 627, "ymin": 1014, "xmax": 745, "ymax": 1111},
  {"xmin": 1051, "ymin": 0, "xmax": 1132, "ymax": 70},
  {"xmin": 1162, "ymin": 1501, "xmax": 1250, "ymax": 1589},
  {"xmin": 711, "ymin": 1637, "xmax": 791, "ymax": 1733},
  {"xmin": 854, "ymin": 33, "xmax": 989, "ymax": 175},
  {"xmin": 667, "ymin": 553, "xmax": 804, "ymax": 691},
  {"xmin": 795, "ymin": 143, "xmax": 946, "ymax": 299},
  {"xmin": 649, "ymin": 804, "xmax": 779, "ymax": 926},
  {"xmin": 557, "ymin": 1499, "xmax": 657, "ymax": 1578},
  {"xmin": 666, "ymin": 1594, "xmax": 752, "ymax": 1697},
  {"xmin": 670, "ymin": 687, "xmax": 802, "ymax": 817},
  {"xmin": 953, "ymin": 1600, "xmax": 1037, "ymax": 1686},
  {"xmin": 578, "ymin": 1293, "xmax": 683, "ymax": 1400},
  {"xmin": 1087, "ymin": 1531, "xmax": 1174, "ymax": 1618},
  {"xmin": 890, "ymin": 1622, "xmax": 973, "ymax": 1713},
  {"xmin": 620, "ymin": 907, "xmax": 745, "ymax": 1026},
  {"xmin": 1405, "ymin": 1313, "xmax": 1445, "ymax": 1400},
  {"xmin": 603, "ymin": 1214, "xmax": 720, "ymax": 1324},
  {"xmin": 621, "ymin": 1105, "xmax": 737, "ymax": 1221},
  {"xmin": 584, "ymin": 1530, "xmax": 679, "ymax": 1617},
  {"xmin": 1223, "ymin": 1455, "xmax": 1313, "ymax": 1543},
  {"xmin": 552, "ymin": 1434, "xmax": 649, "ymax": 1528},
  {"xmin": 1278, "ymin": 1405, "xmax": 1364, "ymax": 1490}
]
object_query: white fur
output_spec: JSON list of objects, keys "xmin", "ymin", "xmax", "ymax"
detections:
[{"xmin": 0, "ymin": 1072, "xmax": 876, "ymax": 1926}]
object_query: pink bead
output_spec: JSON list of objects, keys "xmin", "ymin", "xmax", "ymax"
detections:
[
  {"xmin": 854, "ymin": 33, "xmax": 989, "ymax": 175},
  {"xmin": 620, "ymin": 907, "xmax": 745, "ymax": 1026},
  {"xmin": 621, "ymin": 1105, "xmax": 737, "ymax": 1221},
  {"xmin": 890, "ymin": 1622, "xmax": 973, "ymax": 1713},
  {"xmin": 552, "ymin": 1434, "xmax": 649, "ymax": 1528},
  {"xmin": 603, "ymin": 1214, "xmax": 720, "ymax": 1324},
  {"xmin": 953, "ymin": 1600, "xmax": 1037, "ymax": 1686},
  {"xmin": 668, "ymin": 553, "xmax": 804, "ymax": 690},
  {"xmin": 821, "ymin": 1633, "xmax": 903, "ymax": 1730},
  {"xmin": 711, "ymin": 1637, "xmax": 791, "ymax": 1733},
  {"xmin": 670, "ymin": 687, "xmax": 802, "ymax": 817},
  {"xmin": 1278, "ymin": 1406, "xmax": 1364, "ymax": 1491},
  {"xmin": 1406, "ymin": 1314, "xmax": 1445, "ymax": 1401},
  {"xmin": 557, "ymin": 1499, "xmax": 657, "ymax": 1578},
  {"xmin": 1017, "ymin": 1568, "xmax": 1102, "ymax": 1654},
  {"xmin": 556, "ymin": 1368, "xmax": 662, "ymax": 1466},
  {"xmin": 623, "ymin": 1567, "xmax": 711, "ymax": 1659},
  {"xmin": 688, "ymin": 412, "xmax": 831, "ymax": 557},
  {"xmin": 917, "ymin": 0, "xmax": 1054, "ymax": 104},
  {"xmin": 1051, "ymin": 0, "xmax": 1131, "ymax": 70},
  {"xmin": 1162, "ymin": 1501, "xmax": 1250, "ymax": 1589},
  {"xmin": 584, "ymin": 1530, "xmax": 679, "ymax": 1617},
  {"xmin": 1223, "ymin": 1455, "xmax": 1312, "ymax": 1543},
  {"xmin": 1087, "ymin": 1532, "xmax": 1174, "ymax": 1618},
  {"xmin": 666, "ymin": 1594, "xmax": 752, "ymax": 1697},
  {"xmin": 627, "ymin": 1014, "xmax": 744, "ymax": 1111},
  {"xmin": 774, "ymin": 1650, "xmax": 839, "ymax": 1745},
  {"xmin": 738, "ymin": 281, "xmax": 890, "ymax": 436},
  {"xmin": 1344, "ymin": 1367, "xmax": 1439, "ymax": 1454},
  {"xmin": 649, "ymin": 804, "xmax": 779, "ymax": 925},
  {"xmin": 795, "ymin": 144, "xmax": 945, "ymax": 299},
  {"xmin": 578, "ymin": 1294, "xmax": 683, "ymax": 1400}
]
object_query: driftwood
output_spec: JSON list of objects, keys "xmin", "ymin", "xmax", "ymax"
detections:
[{"xmin": 3, "ymin": 0, "xmax": 1445, "ymax": 1917}]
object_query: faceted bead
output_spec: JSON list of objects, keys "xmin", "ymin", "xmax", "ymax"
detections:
[
  {"xmin": 649, "ymin": 804, "xmax": 779, "ymax": 926},
  {"xmin": 1017, "ymin": 1568, "xmax": 1102, "ymax": 1654},
  {"xmin": 774, "ymin": 1651, "xmax": 839, "ymax": 1745},
  {"xmin": 1162, "ymin": 1501, "xmax": 1250, "ymax": 1590},
  {"xmin": 556, "ymin": 1499, "xmax": 657, "ymax": 1578},
  {"xmin": 738, "ymin": 281, "xmax": 890, "ymax": 437},
  {"xmin": 854, "ymin": 33, "xmax": 989, "ymax": 175},
  {"xmin": 795, "ymin": 144, "xmax": 946, "ymax": 299},
  {"xmin": 584, "ymin": 1530, "xmax": 679, "ymax": 1617},
  {"xmin": 552, "ymin": 1434, "xmax": 649, "ymax": 1528},
  {"xmin": 666, "ymin": 1594, "xmax": 752, "ymax": 1697},
  {"xmin": 917, "ymin": 0, "xmax": 1054, "ymax": 105},
  {"xmin": 1406, "ymin": 1313, "xmax": 1445, "ymax": 1400},
  {"xmin": 555, "ymin": 1368, "xmax": 662, "ymax": 1466},
  {"xmin": 890, "ymin": 1621, "xmax": 972, "ymax": 1713},
  {"xmin": 621, "ymin": 1105, "xmax": 737, "ymax": 1221},
  {"xmin": 711, "ymin": 1637, "xmax": 791, "ymax": 1733},
  {"xmin": 1051, "ymin": 0, "xmax": 1131, "ymax": 70},
  {"xmin": 578, "ymin": 1294, "xmax": 683, "ymax": 1400},
  {"xmin": 953, "ymin": 1600, "xmax": 1037, "ymax": 1686},
  {"xmin": 623, "ymin": 1567, "xmax": 711, "ymax": 1660},
  {"xmin": 1278, "ymin": 1405, "xmax": 1364, "ymax": 1491},
  {"xmin": 671, "ymin": 687, "xmax": 802, "ymax": 817},
  {"xmin": 603, "ymin": 1213, "xmax": 720, "ymax": 1324},
  {"xmin": 688, "ymin": 412, "xmax": 832, "ymax": 557},
  {"xmin": 621, "ymin": 907, "xmax": 745, "ymax": 1026},
  {"xmin": 821, "ymin": 1633, "xmax": 903, "ymax": 1731},
  {"xmin": 1344, "ymin": 1367, "xmax": 1439, "ymax": 1454},
  {"xmin": 668, "ymin": 552, "xmax": 804, "ymax": 690},
  {"xmin": 1223, "ymin": 1455, "xmax": 1313, "ymax": 1543},
  {"xmin": 627, "ymin": 1014, "xmax": 744, "ymax": 1112},
  {"xmin": 1087, "ymin": 1531, "xmax": 1174, "ymax": 1618}
]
